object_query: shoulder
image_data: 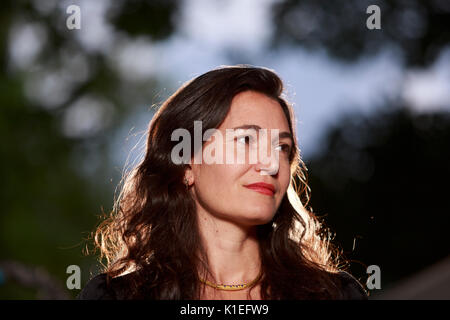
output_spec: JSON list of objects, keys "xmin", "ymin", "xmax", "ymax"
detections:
[
  {"xmin": 77, "ymin": 273, "xmax": 116, "ymax": 300},
  {"xmin": 334, "ymin": 271, "xmax": 368, "ymax": 300},
  {"xmin": 77, "ymin": 273, "xmax": 132, "ymax": 300}
]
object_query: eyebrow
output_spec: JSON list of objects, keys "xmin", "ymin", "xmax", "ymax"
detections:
[{"xmin": 232, "ymin": 124, "xmax": 294, "ymax": 144}]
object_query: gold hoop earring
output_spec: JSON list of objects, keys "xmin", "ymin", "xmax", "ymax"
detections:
[{"xmin": 184, "ymin": 177, "xmax": 189, "ymax": 190}]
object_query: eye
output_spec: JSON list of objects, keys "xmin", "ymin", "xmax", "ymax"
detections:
[
  {"xmin": 236, "ymin": 135, "xmax": 255, "ymax": 145},
  {"xmin": 275, "ymin": 144, "xmax": 292, "ymax": 154}
]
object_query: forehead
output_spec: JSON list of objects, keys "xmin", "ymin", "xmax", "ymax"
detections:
[{"xmin": 219, "ymin": 91, "xmax": 290, "ymax": 131}]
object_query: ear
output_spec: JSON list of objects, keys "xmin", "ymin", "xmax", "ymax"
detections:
[{"xmin": 184, "ymin": 164, "xmax": 194, "ymax": 186}]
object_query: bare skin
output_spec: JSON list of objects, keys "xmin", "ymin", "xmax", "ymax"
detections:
[{"xmin": 185, "ymin": 91, "xmax": 293, "ymax": 300}]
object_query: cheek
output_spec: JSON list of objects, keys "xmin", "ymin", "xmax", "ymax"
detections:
[
  {"xmin": 278, "ymin": 161, "xmax": 292, "ymax": 193},
  {"xmin": 193, "ymin": 164, "xmax": 252, "ymax": 218},
  {"xmin": 195, "ymin": 164, "xmax": 243, "ymax": 199}
]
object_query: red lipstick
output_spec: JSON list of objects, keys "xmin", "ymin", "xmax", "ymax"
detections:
[{"xmin": 244, "ymin": 182, "xmax": 275, "ymax": 196}]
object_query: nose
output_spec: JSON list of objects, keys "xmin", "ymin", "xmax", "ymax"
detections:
[
  {"xmin": 255, "ymin": 137, "xmax": 280, "ymax": 176},
  {"xmin": 255, "ymin": 157, "xmax": 279, "ymax": 175}
]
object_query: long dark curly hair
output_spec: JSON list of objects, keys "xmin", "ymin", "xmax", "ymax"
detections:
[{"xmin": 92, "ymin": 65, "xmax": 348, "ymax": 299}]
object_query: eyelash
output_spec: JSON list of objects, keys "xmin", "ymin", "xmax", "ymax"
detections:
[
  {"xmin": 236, "ymin": 135, "xmax": 255, "ymax": 144},
  {"xmin": 236, "ymin": 136, "xmax": 291, "ymax": 154},
  {"xmin": 276, "ymin": 144, "xmax": 292, "ymax": 154}
]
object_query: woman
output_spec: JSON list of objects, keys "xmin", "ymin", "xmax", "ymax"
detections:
[{"xmin": 78, "ymin": 65, "xmax": 367, "ymax": 300}]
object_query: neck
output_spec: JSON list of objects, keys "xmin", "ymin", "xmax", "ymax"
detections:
[{"xmin": 196, "ymin": 209, "xmax": 262, "ymax": 285}]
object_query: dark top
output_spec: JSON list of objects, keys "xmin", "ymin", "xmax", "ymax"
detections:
[{"xmin": 77, "ymin": 270, "xmax": 368, "ymax": 300}]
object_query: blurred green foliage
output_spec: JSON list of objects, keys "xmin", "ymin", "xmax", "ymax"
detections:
[
  {"xmin": 272, "ymin": 0, "xmax": 450, "ymax": 66},
  {"xmin": 0, "ymin": 0, "xmax": 178, "ymax": 299},
  {"xmin": 1, "ymin": 0, "xmax": 449, "ymax": 299},
  {"xmin": 306, "ymin": 105, "xmax": 450, "ymax": 289}
]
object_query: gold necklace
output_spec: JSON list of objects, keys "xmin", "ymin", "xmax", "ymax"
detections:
[{"xmin": 199, "ymin": 271, "xmax": 263, "ymax": 291}]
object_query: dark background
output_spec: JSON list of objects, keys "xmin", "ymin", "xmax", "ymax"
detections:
[{"xmin": 1, "ymin": 0, "xmax": 449, "ymax": 299}]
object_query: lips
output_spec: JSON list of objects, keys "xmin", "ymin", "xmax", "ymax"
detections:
[{"xmin": 244, "ymin": 182, "xmax": 275, "ymax": 196}]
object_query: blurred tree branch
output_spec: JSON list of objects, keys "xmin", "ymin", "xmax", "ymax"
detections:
[{"xmin": 271, "ymin": 0, "xmax": 450, "ymax": 67}]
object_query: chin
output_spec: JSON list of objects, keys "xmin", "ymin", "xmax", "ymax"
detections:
[{"xmin": 240, "ymin": 209, "xmax": 276, "ymax": 225}]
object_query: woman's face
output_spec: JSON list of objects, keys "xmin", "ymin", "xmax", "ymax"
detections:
[{"xmin": 189, "ymin": 90, "xmax": 293, "ymax": 227}]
